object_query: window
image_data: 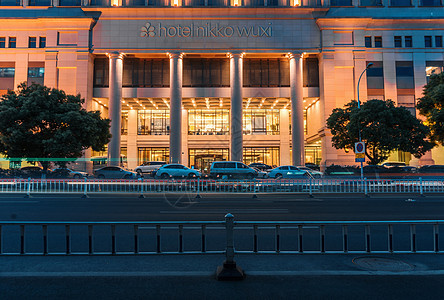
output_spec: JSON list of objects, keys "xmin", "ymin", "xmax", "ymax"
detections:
[
  {"xmin": 39, "ymin": 37, "xmax": 46, "ymax": 48},
  {"xmin": 28, "ymin": 37, "xmax": 36, "ymax": 48},
  {"xmin": 366, "ymin": 61, "xmax": 384, "ymax": 97},
  {"xmin": 0, "ymin": 66, "xmax": 15, "ymax": 93},
  {"xmin": 330, "ymin": 0, "xmax": 352, "ymax": 5},
  {"xmin": 243, "ymin": 59, "xmax": 289, "ymax": 87},
  {"xmin": 394, "ymin": 36, "xmax": 402, "ymax": 48},
  {"xmin": 188, "ymin": 109, "xmax": 230, "ymax": 135},
  {"xmin": 93, "ymin": 58, "xmax": 109, "ymax": 87},
  {"xmin": 27, "ymin": 65, "xmax": 44, "ymax": 86},
  {"xmin": 365, "ymin": 36, "xmax": 372, "ymax": 48},
  {"xmin": 123, "ymin": 58, "xmax": 169, "ymax": 88},
  {"xmin": 243, "ymin": 109, "xmax": 280, "ymax": 135},
  {"xmin": 426, "ymin": 61, "xmax": 443, "ymax": 83},
  {"xmin": 421, "ymin": 0, "xmax": 441, "ymax": 5},
  {"xmin": 8, "ymin": 37, "xmax": 16, "ymax": 48},
  {"xmin": 121, "ymin": 111, "xmax": 128, "ymax": 135},
  {"xmin": 183, "ymin": 58, "xmax": 229, "ymax": 87},
  {"xmin": 436, "ymin": 36, "xmax": 443, "ymax": 48},
  {"xmin": 390, "ymin": 0, "xmax": 411, "ymax": 5},
  {"xmin": 374, "ymin": 36, "xmax": 382, "ymax": 48},
  {"xmin": 0, "ymin": 37, "xmax": 5, "ymax": 48},
  {"xmin": 425, "ymin": 36, "xmax": 432, "ymax": 48},
  {"xmin": 138, "ymin": 110, "xmax": 170, "ymax": 135},
  {"xmin": 405, "ymin": 36, "xmax": 412, "ymax": 48},
  {"xmin": 138, "ymin": 147, "xmax": 169, "ymax": 165},
  {"xmin": 243, "ymin": 147, "xmax": 280, "ymax": 167},
  {"xmin": 360, "ymin": 0, "xmax": 382, "ymax": 5},
  {"xmin": 303, "ymin": 58, "xmax": 319, "ymax": 87}
]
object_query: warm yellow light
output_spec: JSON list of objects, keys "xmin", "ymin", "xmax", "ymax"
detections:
[
  {"xmin": 233, "ymin": 0, "xmax": 239, "ymax": 6},
  {"xmin": 173, "ymin": 0, "xmax": 179, "ymax": 6},
  {"xmin": 293, "ymin": 0, "xmax": 300, "ymax": 6},
  {"xmin": 111, "ymin": 0, "xmax": 119, "ymax": 6}
]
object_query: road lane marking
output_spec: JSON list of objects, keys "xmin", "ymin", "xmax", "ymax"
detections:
[
  {"xmin": 0, "ymin": 201, "xmax": 40, "ymax": 203},
  {"xmin": 160, "ymin": 209, "xmax": 289, "ymax": 214}
]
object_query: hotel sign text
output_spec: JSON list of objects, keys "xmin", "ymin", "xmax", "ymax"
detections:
[{"xmin": 140, "ymin": 22, "xmax": 273, "ymax": 38}]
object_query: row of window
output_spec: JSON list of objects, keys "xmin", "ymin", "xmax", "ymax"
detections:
[
  {"xmin": 94, "ymin": 58, "xmax": 320, "ymax": 88},
  {"xmin": 2, "ymin": 0, "xmax": 443, "ymax": 6},
  {"xmin": 0, "ymin": 36, "xmax": 46, "ymax": 49},
  {"xmin": 365, "ymin": 35, "xmax": 444, "ymax": 48},
  {"xmin": 0, "ymin": 66, "xmax": 44, "ymax": 91},
  {"xmin": 122, "ymin": 109, "xmax": 282, "ymax": 136}
]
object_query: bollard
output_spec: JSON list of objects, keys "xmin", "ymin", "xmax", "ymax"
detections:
[
  {"xmin": 419, "ymin": 177, "xmax": 424, "ymax": 197},
  {"xmin": 139, "ymin": 177, "xmax": 145, "ymax": 198},
  {"xmin": 195, "ymin": 177, "xmax": 201, "ymax": 199},
  {"xmin": 252, "ymin": 179, "xmax": 258, "ymax": 199},
  {"xmin": 24, "ymin": 177, "xmax": 31, "ymax": 198},
  {"xmin": 216, "ymin": 213, "xmax": 245, "ymax": 281},
  {"xmin": 82, "ymin": 177, "xmax": 88, "ymax": 198}
]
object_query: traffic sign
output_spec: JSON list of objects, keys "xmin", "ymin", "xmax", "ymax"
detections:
[{"xmin": 355, "ymin": 142, "xmax": 365, "ymax": 154}]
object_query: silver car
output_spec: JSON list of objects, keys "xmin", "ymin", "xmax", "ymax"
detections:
[
  {"xmin": 94, "ymin": 166, "xmax": 137, "ymax": 179},
  {"xmin": 134, "ymin": 161, "xmax": 166, "ymax": 177},
  {"xmin": 210, "ymin": 161, "xmax": 258, "ymax": 179},
  {"xmin": 155, "ymin": 164, "xmax": 200, "ymax": 179},
  {"xmin": 296, "ymin": 166, "xmax": 323, "ymax": 178},
  {"xmin": 268, "ymin": 165, "xmax": 311, "ymax": 179}
]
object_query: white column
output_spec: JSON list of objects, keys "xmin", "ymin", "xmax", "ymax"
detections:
[
  {"xmin": 169, "ymin": 52, "xmax": 183, "ymax": 164},
  {"xmin": 289, "ymin": 52, "xmax": 305, "ymax": 166},
  {"xmin": 279, "ymin": 109, "xmax": 291, "ymax": 165},
  {"xmin": 181, "ymin": 109, "xmax": 189, "ymax": 166},
  {"xmin": 107, "ymin": 52, "xmax": 123, "ymax": 167},
  {"xmin": 229, "ymin": 52, "xmax": 244, "ymax": 162},
  {"xmin": 127, "ymin": 109, "xmax": 138, "ymax": 170}
]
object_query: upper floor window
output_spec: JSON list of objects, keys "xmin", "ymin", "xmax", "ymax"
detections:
[
  {"xmin": 0, "ymin": 37, "xmax": 5, "ymax": 48},
  {"xmin": 0, "ymin": 66, "xmax": 15, "ymax": 93},
  {"xmin": 421, "ymin": 0, "xmax": 441, "ymax": 5},
  {"xmin": 374, "ymin": 36, "xmax": 382, "ymax": 48},
  {"xmin": 303, "ymin": 58, "xmax": 319, "ymax": 88},
  {"xmin": 123, "ymin": 58, "xmax": 170, "ymax": 88},
  {"xmin": 93, "ymin": 58, "xmax": 109, "ymax": 88},
  {"xmin": 39, "ymin": 37, "xmax": 46, "ymax": 48},
  {"xmin": 425, "ymin": 36, "xmax": 432, "ymax": 48},
  {"xmin": 8, "ymin": 37, "xmax": 16, "ymax": 48},
  {"xmin": 405, "ymin": 36, "xmax": 412, "ymax": 47},
  {"xmin": 436, "ymin": 36, "xmax": 443, "ymax": 47},
  {"xmin": 360, "ymin": 0, "xmax": 382, "ymax": 5},
  {"xmin": 330, "ymin": 0, "xmax": 352, "ymax": 5},
  {"xmin": 243, "ymin": 58, "xmax": 289, "ymax": 87},
  {"xmin": 27, "ymin": 65, "xmax": 45, "ymax": 86},
  {"xmin": 28, "ymin": 37, "xmax": 37, "ymax": 49},
  {"xmin": 365, "ymin": 36, "xmax": 372, "ymax": 48},
  {"xmin": 426, "ymin": 61, "xmax": 443, "ymax": 83},
  {"xmin": 58, "ymin": 0, "xmax": 82, "ymax": 5},
  {"xmin": 183, "ymin": 58, "xmax": 229, "ymax": 88},
  {"xmin": 394, "ymin": 36, "xmax": 402, "ymax": 48},
  {"xmin": 390, "ymin": 0, "xmax": 411, "ymax": 5},
  {"xmin": 0, "ymin": 0, "xmax": 21, "ymax": 5}
]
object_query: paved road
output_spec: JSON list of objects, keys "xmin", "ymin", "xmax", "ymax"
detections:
[{"xmin": 0, "ymin": 193, "xmax": 442, "ymax": 221}]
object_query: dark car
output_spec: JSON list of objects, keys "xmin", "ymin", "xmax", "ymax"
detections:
[
  {"xmin": 94, "ymin": 166, "xmax": 137, "ymax": 179},
  {"xmin": 248, "ymin": 163, "xmax": 272, "ymax": 172},
  {"xmin": 18, "ymin": 166, "xmax": 49, "ymax": 178}
]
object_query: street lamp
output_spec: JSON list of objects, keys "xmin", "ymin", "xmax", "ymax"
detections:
[{"xmin": 357, "ymin": 62, "xmax": 373, "ymax": 181}]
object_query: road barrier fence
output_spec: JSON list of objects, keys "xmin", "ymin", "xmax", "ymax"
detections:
[{"xmin": 0, "ymin": 177, "xmax": 443, "ymax": 197}]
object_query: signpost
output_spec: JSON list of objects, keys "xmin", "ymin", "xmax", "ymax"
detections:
[{"xmin": 355, "ymin": 142, "xmax": 365, "ymax": 163}]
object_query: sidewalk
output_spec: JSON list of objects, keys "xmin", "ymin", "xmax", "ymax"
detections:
[{"xmin": 1, "ymin": 254, "xmax": 444, "ymax": 299}]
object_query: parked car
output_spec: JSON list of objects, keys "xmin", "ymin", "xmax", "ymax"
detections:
[
  {"xmin": 134, "ymin": 161, "xmax": 166, "ymax": 177},
  {"xmin": 297, "ymin": 166, "xmax": 323, "ymax": 178},
  {"xmin": 94, "ymin": 166, "xmax": 137, "ymax": 179},
  {"xmin": 155, "ymin": 164, "xmax": 200, "ymax": 179},
  {"xmin": 51, "ymin": 168, "xmax": 88, "ymax": 179},
  {"xmin": 210, "ymin": 161, "xmax": 258, "ymax": 179},
  {"xmin": 18, "ymin": 166, "xmax": 47, "ymax": 178},
  {"xmin": 251, "ymin": 167, "xmax": 268, "ymax": 179},
  {"xmin": 248, "ymin": 163, "xmax": 272, "ymax": 172},
  {"xmin": 381, "ymin": 162, "xmax": 406, "ymax": 168},
  {"xmin": 267, "ymin": 165, "xmax": 311, "ymax": 179}
]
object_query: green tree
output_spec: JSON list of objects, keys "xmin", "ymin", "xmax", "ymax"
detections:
[
  {"xmin": 417, "ymin": 72, "xmax": 444, "ymax": 145},
  {"xmin": 0, "ymin": 83, "xmax": 111, "ymax": 172},
  {"xmin": 326, "ymin": 99, "xmax": 433, "ymax": 165}
]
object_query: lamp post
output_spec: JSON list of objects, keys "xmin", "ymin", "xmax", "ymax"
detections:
[{"xmin": 357, "ymin": 62, "xmax": 373, "ymax": 181}]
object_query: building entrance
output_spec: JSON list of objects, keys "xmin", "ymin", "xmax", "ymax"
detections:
[{"xmin": 189, "ymin": 148, "xmax": 229, "ymax": 173}]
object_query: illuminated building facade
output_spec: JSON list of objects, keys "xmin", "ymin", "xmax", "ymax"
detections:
[{"xmin": 0, "ymin": 2, "xmax": 443, "ymax": 172}]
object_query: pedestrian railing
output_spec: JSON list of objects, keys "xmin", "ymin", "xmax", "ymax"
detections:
[
  {"xmin": 0, "ymin": 215, "xmax": 443, "ymax": 256},
  {"xmin": 0, "ymin": 177, "xmax": 443, "ymax": 197}
]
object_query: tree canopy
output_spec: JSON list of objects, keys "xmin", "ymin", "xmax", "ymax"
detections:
[
  {"xmin": 417, "ymin": 72, "xmax": 444, "ymax": 145},
  {"xmin": 326, "ymin": 99, "xmax": 433, "ymax": 165},
  {"xmin": 0, "ymin": 83, "xmax": 111, "ymax": 171}
]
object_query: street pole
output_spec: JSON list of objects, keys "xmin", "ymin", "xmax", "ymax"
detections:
[{"xmin": 357, "ymin": 62, "xmax": 373, "ymax": 182}]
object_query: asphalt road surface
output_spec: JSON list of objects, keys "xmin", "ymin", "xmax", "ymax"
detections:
[{"xmin": 0, "ymin": 193, "xmax": 443, "ymax": 255}]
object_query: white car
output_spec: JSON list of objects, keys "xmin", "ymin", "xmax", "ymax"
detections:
[
  {"xmin": 155, "ymin": 164, "xmax": 201, "ymax": 179},
  {"xmin": 297, "ymin": 166, "xmax": 323, "ymax": 178},
  {"xmin": 134, "ymin": 161, "xmax": 166, "ymax": 177},
  {"xmin": 267, "ymin": 165, "xmax": 311, "ymax": 179}
]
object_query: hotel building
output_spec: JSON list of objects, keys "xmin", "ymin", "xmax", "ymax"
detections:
[{"xmin": 0, "ymin": 1, "xmax": 443, "ymax": 172}]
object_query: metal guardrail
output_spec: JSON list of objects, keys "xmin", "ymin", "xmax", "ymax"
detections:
[
  {"xmin": 0, "ymin": 177, "xmax": 443, "ymax": 196},
  {"xmin": 0, "ymin": 215, "xmax": 443, "ymax": 256}
]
